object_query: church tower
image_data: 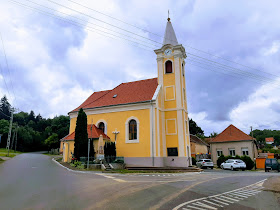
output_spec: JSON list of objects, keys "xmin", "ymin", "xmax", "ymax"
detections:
[{"xmin": 154, "ymin": 17, "xmax": 191, "ymax": 167}]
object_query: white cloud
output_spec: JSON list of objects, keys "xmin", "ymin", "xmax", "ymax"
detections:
[{"xmin": 263, "ymin": 41, "xmax": 280, "ymax": 56}]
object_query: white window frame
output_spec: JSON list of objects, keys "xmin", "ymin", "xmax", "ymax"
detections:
[
  {"xmin": 125, "ymin": 116, "xmax": 140, "ymax": 143},
  {"xmin": 229, "ymin": 148, "xmax": 236, "ymax": 157},
  {"xmin": 164, "ymin": 60, "xmax": 174, "ymax": 74},
  {"xmin": 241, "ymin": 147, "xmax": 249, "ymax": 156},
  {"xmin": 96, "ymin": 119, "xmax": 107, "ymax": 134},
  {"xmin": 217, "ymin": 150, "xmax": 223, "ymax": 157}
]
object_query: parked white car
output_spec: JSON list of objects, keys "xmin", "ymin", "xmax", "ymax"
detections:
[
  {"xmin": 196, "ymin": 159, "xmax": 214, "ymax": 169},
  {"xmin": 221, "ymin": 159, "xmax": 246, "ymax": 171}
]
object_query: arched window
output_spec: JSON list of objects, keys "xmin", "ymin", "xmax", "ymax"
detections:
[
  {"xmin": 125, "ymin": 117, "xmax": 139, "ymax": 143},
  {"xmin": 98, "ymin": 122, "xmax": 105, "ymax": 133},
  {"xmin": 129, "ymin": 120, "xmax": 137, "ymax": 140},
  {"xmin": 165, "ymin": 60, "xmax": 173, "ymax": 74}
]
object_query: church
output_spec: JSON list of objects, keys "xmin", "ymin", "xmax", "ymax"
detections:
[{"xmin": 61, "ymin": 17, "xmax": 191, "ymax": 167}]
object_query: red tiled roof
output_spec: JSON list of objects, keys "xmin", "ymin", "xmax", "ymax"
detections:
[
  {"xmin": 210, "ymin": 124, "xmax": 253, "ymax": 143},
  {"xmin": 265, "ymin": 137, "xmax": 274, "ymax": 142},
  {"xmin": 62, "ymin": 125, "xmax": 110, "ymax": 141},
  {"xmin": 71, "ymin": 78, "xmax": 158, "ymax": 112}
]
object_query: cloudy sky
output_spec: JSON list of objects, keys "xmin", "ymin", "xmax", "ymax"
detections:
[{"xmin": 0, "ymin": 0, "xmax": 280, "ymax": 135}]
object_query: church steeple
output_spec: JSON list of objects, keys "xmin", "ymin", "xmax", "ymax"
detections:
[{"xmin": 163, "ymin": 16, "xmax": 178, "ymax": 46}]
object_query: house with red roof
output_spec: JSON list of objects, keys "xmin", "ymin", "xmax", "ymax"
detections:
[
  {"xmin": 265, "ymin": 137, "xmax": 274, "ymax": 145},
  {"xmin": 61, "ymin": 17, "xmax": 192, "ymax": 167},
  {"xmin": 210, "ymin": 125, "xmax": 258, "ymax": 164}
]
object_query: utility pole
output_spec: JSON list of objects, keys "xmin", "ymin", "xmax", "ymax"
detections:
[
  {"xmin": 11, "ymin": 124, "xmax": 18, "ymax": 151},
  {"xmin": 6, "ymin": 108, "xmax": 14, "ymax": 157},
  {"xmin": 14, "ymin": 125, "xmax": 18, "ymax": 153},
  {"xmin": 10, "ymin": 126, "xmax": 16, "ymax": 150}
]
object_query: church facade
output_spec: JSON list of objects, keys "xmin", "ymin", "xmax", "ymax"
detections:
[{"xmin": 61, "ymin": 18, "xmax": 192, "ymax": 167}]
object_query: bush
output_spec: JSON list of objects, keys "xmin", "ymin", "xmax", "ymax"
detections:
[
  {"xmin": 192, "ymin": 157, "xmax": 196, "ymax": 165},
  {"xmin": 217, "ymin": 155, "xmax": 226, "ymax": 168},
  {"xmin": 241, "ymin": 155, "xmax": 254, "ymax": 170},
  {"xmin": 114, "ymin": 159, "xmax": 124, "ymax": 164}
]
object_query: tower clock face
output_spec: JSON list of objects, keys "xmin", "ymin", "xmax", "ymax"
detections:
[{"xmin": 164, "ymin": 49, "xmax": 172, "ymax": 55}]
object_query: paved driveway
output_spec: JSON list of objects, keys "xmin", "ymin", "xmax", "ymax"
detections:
[{"xmin": 0, "ymin": 153, "xmax": 279, "ymax": 209}]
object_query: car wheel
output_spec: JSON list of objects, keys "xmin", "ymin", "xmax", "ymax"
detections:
[{"xmin": 211, "ymin": 167, "xmax": 213, "ymax": 169}]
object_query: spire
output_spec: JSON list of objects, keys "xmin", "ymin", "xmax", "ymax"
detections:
[{"xmin": 163, "ymin": 12, "xmax": 178, "ymax": 46}]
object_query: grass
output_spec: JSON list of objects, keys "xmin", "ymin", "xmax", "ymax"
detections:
[
  {"xmin": 42, "ymin": 152, "xmax": 62, "ymax": 157},
  {"xmin": 0, "ymin": 157, "xmax": 5, "ymax": 164},
  {"xmin": 0, "ymin": 148, "xmax": 22, "ymax": 157}
]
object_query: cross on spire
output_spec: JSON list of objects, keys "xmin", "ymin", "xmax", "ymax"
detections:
[{"xmin": 167, "ymin": 10, "xmax": 170, "ymax": 21}]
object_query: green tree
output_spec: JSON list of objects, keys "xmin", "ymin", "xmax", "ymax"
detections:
[
  {"xmin": 189, "ymin": 118, "xmax": 204, "ymax": 136},
  {"xmin": 210, "ymin": 132, "xmax": 218, "ymax": 138},
  {"xmin": 0, "ymin": 119, "xmax": 9, "ymax": 147},
  {"xmin": 0, "ymin": 95, "xmax": 11, "ymax": 120},
  {"xmin": 74, "ymin": 108, "xmax": 88, "ymax": 160},
  {"xmin": 45, "ymin": 133, "xmax": 59, "ymax": 151}
]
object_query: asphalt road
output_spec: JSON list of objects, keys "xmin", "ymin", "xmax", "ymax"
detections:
[{"xmin": 0, "ymin": 153, "xmax": 279, "ymax": 209}]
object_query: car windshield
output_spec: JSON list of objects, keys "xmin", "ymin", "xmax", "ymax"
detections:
[
  {"xmin": 204, "ymin": 160, "xmax": 211, "ymax": 162},
  {"xmin": 236, "ymin": 160, "xmax": 244, "ymax": 163}
]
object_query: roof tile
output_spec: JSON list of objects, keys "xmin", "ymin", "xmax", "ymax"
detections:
[
  {"xmin": 62, "ymin": 125, "xmax": 110, "ymax": 141},
  {"xmin": 71, "ymin": 78, "xmax": 158, "ymax": 112},
  {"xmin": 210, "ymin": 124, "xmax": 253, "ymax": 143}
]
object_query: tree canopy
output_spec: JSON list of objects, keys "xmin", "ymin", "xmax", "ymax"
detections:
[
  {"xmin": 189, "ymin": 118, "xmax": 204, "ymax": 137},
  {"xmin": 0, "ymin": 96, "xmax": 69, "ymax": 152},
  {"xmin": 74, "ymin": 108, "xmax": 88, "ymax": 159}
]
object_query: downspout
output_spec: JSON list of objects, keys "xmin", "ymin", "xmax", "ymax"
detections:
[{"xmin": 151, "ymin": 100, "xmax": 155, "ymax": 166}]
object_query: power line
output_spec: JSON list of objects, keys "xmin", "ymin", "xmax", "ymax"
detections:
[
  {"xmin": 40, "ymin": 0, "xmax": 164, "ymax": 46},
  {"xmin": 0, "ymin": 59, "xmax": 12, "ymax": 98},
  {"xmin": 64, "ymin": 0, "xmax": 279, "ymax": 79},
  {"xmin": 24, "ymin": 0, "xmax": 161, "ymax": 48},
  {"xmin": 9, "ymin": 0, "xmax": 280, "ymax": 91},
  {"xmin": 187, "ymin": 56, "xmax": 280, "ymax": 88},
  {"xmin": 0, "ymin": 32, "xmax": 18, "ymax": 107},
  {"xmin": 9, "ymin": 0, "xmax": 155, "ymax": 51}
]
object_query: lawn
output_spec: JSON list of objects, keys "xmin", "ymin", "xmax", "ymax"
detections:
[{"xmin": 0, "ymin": 148, "xmax": 22, "ymax": 157}]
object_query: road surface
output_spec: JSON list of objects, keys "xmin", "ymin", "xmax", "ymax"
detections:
[{"xmin": 0, "ymin": 153, "xmax": 279, "ymax": 209}]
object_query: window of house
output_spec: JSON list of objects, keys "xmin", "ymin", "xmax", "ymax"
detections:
[
  {"xmin": 229, "ymin": 148, "xmax": 236, "ymax": 157},
  {"xmin": 98, "ymin": 122, "xmax": 105, "ymax": 133},
  {"xmin": 183, "ymin": 88, "xmax": 186, "ymax": 101},
  {"xmin": 167, "ymin": 147, "xmax": 178, "ymax": 156},
  {"xmin": 217, "ymin": 150, "xmax": 223, "ymax": 157},
  {"xmin": 129, "ymin": 119, "xmax": 137, "ymax": 140},
  {"xmin": 125, "ymin": 117, "xmax": 139, "ymax": 143},
  {"xmin": 182, "ymin": 63, "xmax": 185, "ymax": 76},
  {"xmin": 165, "ymin": 60, "xmax": 173, "ymax": 74},
  {"xmin": 241, "ymin": 148, "xmax": 249, "ymax": 156}
]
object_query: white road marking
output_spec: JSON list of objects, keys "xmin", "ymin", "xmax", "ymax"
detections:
[
  {"xmin": 219, "ymin": 195, "xmax": 239, "ymax": 202},
  {"xmin": 191, "ymin": 201, "xmax": 217, "ymax": 209},
  {"xmin": 209, "ymin": 198, "xmax": 228, "ymax": 205},
  {"xmin": 185, "ymin": 205, "xmax": 202, "ymax": 209},
  {"xmin": 173, "ymin": 179, "xmax": 267, "ymax": 210},
  {"xmin": 202, "ymin": 199, "xmax": 223, "ymax": 207}
]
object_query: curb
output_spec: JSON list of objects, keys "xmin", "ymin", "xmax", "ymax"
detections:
[{"xmin": 52, "ymin": 158, "xmax": 102, "ymax": 174}]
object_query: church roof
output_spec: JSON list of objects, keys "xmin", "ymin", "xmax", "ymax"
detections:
[
  {"xmin": 163, "ymin": 20, "xmax": 178, "ymax": 46},
  {"xmin": 62, "ymin": 124, "xmax": 110, "ymax": 141},
  {"xmin": 71, "ymin": 78, "xmax": 158, "ymax": 113},
  {"xmin": 210, "ymin": 124, "xmax": 254, "ymax": 143}
]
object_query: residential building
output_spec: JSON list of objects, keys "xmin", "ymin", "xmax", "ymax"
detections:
[
  {"xmin": 210, "ymin": 124, "xmax": 258, "ymax": 164},
  {"xmin": 61, "ymin": 17, "xmax": 192, "ymax": 167},
  {"xmin": 265, "ymin": 137, "xmax": 274, "ymax": 145},
  {"xmin": 190, "ymin": 134, "xmax": 210, "ymax": 157}
]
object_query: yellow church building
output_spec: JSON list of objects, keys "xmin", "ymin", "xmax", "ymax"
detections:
[{"xmin": 61, "ymin": 17, "xmax": 192, "ymax": 167}]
